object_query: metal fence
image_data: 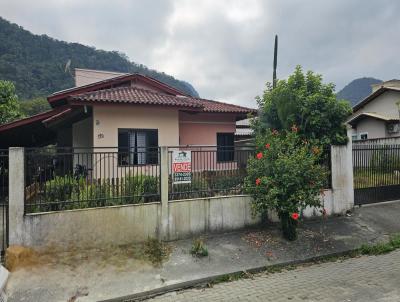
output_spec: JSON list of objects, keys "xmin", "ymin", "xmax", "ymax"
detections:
[
  {"xmin": 168, "ymin": 146, "xmax": 254, "ymax": 200},
  {"xmin": 167, "ymin": 145, "xmax": 332, "ymax": 200},
  {"xmin": 25, "ymin": 147, "xmax": 161, "ymax": 213},
  {"xmin": 0, "ymin": 150, "xmax": 8, "ymax": 258},
  {"xmin": 23, "ymin": 145, "xmax": 333, "ymax": 212},
  {"xmin": 353, "ymin": 144, "xmax": 400, "ymax": 205}
]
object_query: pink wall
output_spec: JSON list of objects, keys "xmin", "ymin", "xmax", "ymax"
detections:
[
  {"xmin": 179, "ymin": 112, "xmax": 236, "ymax": 146},
  {"xmin": 179, "ymin": 112, "xmax": 238, "ymax": 170}
]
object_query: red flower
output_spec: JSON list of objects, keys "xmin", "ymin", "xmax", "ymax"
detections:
[
  {"xmin": 256, "ymin": 152, "xmax": 263, "ymax": 159},
  {"xmin": 265, "ymin": 143, "xmax": 271, "ymax": 149},
  {"xmin": 291, "ymin": 213, "xmax": 299, "ymax": 220},
  {"xmin": 255, "ymin": 178, "xmax": 261, "ymax": 186},
  {"xmin": 291, "ymin": 125, "xmax": 298, "ymax": 132}
]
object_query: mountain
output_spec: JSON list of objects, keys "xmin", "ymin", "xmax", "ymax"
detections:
[
  {"xmin": 337, "ymin": 77, "xmax": 382, "ymax": 107},
  {"xmin": 0, "ymin": 17, "xmax": 199, "ymax": 100}
]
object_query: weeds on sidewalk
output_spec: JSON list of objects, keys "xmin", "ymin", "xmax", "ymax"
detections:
[
  {"xmin": 360, "ymin": 233, "xmax": 400, "ymax": 255},
  {"xmin": 190, "ymin": 238, "xmax": 208, "ymax": 257},
  {"xmin": 144, "ymin": 238, "xmax": 172, "ymax": 267},
  {"xmin": 208, "ymin": 233, "xmax": 400, "ymax": 287}
]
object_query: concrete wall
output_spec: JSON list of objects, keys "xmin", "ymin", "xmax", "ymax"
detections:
[
  {"xmin": 352, "ymin": 118, "xmax": 386, "ymax": 140},
  {"xmin": 8, "ymin": 140, "xmax": 354, "ymax": 250},
  {"xmin": 179, "ymin": 112, "xmax": 237, "ymax": 146},
  {"xmin": 75, "ymin": 68, "xmax": 126, "ymax": 87},
  {"xmin": 352, "ymin": 90, "xmax": 400, "ymax": 118},
  {"xmin": 93, "ymin": 105, "xmax": 180, "ymax": 148},
  {"xmin": 168, "ymin": 196, "xmax": 258, "ymax": 240},
  {"xmin": 22, "ymin": 203, "xmax": 160, "ymax": 249},
  {"xmin": 12, "ymin": 195, "xmax": 260, "ymax": 250},
  {"xmin": 72, "ymin": 117, "xmax": 93, "ymax": 149}
]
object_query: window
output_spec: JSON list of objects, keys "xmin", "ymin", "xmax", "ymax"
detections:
[
  {"xmin": 217, "ymin": 133, "xmax": 234, "ymax": 162},
  {"xmin": 359, "ymin": 132, "xmax": 368, "ymax": 140},
  {"xmin": 351, "ymin": 134, "xmax": 358, "ymax": 141},
  {"xmin": 118, "ymin": 129, "xmax": 158, "ymax": 165}
]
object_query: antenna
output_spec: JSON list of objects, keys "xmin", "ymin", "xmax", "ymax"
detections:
[{"xmin": 273, "ymin": 35, "xmax": 278, "ymax": 89}]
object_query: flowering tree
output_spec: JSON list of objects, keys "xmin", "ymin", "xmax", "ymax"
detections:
[
  {"xmin": 245, "ymin": 126, "xmax": 327, "ymax": 240},
  {"xmin": 254, "ymin": 65, "xmax": 352, "ymax": 148}
]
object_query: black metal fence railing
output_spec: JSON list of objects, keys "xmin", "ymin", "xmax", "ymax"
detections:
[
  {"xmin": 353, "ymin": 144, "xmax": 400, "ymax": 205},
  {"xmin": 25, "ymin": 147, "xmax": 161, "ymax": 213},
  {"xmin": 168, "ymin": 146, "xmax": 254, "ymax": 200},
  {"xmin": 0, "ymin": 149, "xmax": 8, "ymax": 258},
  {"xmin": 23, "ymin": 145, "xmax": 333, "ymax": 212},
  {"xmin": 167, "ymin": 145, "xmax": 332, "ymax": 200}
]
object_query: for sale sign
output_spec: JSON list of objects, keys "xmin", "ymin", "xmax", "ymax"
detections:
[{"xmin": 172, "ymin": 150, "xmax": 192, "ymax": 184}]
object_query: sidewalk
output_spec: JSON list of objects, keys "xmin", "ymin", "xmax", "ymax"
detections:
[{"xmin": 7, "ymin": 201, "xmax": 400, "ymax": 302}]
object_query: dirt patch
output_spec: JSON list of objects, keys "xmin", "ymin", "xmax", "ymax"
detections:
[{"xmin": 7, "ymin": 241, "xmax": 174, "ymax": 272}]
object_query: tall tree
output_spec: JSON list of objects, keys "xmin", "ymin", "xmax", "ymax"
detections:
[
  {"xmin": 0, "ymin": 80, "xmax": 23, "ymax": 125},
  {"xmin": 255, "ymin": 65, "xmax": 352, "ymax": 146},
  {"xmin": 20, "ymin": 97, "xmax": 50, "ymax": 116}
]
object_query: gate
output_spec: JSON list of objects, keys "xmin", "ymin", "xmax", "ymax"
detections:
[
  {"xmin": 353, "ymin": 144, "xmax": 400, "ymax": 205},
  {"xmin": 0, "ymin": 150, "xmax": 8, "ymax": 258}
]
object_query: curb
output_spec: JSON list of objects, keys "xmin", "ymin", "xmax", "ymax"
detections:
[{"xmin": 99, "ymin": 248, "xmax": 360, "ymax": 302}]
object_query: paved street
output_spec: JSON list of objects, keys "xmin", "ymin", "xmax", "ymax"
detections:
[{"xmin": 146, "ymin": 250, "xmax": 400, "ymax": 302}]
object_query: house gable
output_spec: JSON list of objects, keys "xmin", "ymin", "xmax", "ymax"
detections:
[{"xmin": 48, "ymin": 69, "xmax": 188, "ymax": 107}]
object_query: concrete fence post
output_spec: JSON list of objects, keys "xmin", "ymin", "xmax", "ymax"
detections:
[
  {"xmin": 330, "ymin": 130, "xmax": 354, "ymax": 214},
  {"xmin": 8, "ymin": 147, "xmax": 25, "ymax": 246},
  {"xmin": 160, "ymin": 146, "xmax": 169, "ymax": 240}
]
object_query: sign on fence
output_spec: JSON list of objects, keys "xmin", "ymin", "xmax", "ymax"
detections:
[{"xmin": 172, "ymin": 150, "xmax": 192, "ymax": 184}]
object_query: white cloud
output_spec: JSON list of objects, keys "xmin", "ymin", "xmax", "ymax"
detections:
[{"xmin": 1, "ymin": 0, "xmax": 400, "ymax": 107}]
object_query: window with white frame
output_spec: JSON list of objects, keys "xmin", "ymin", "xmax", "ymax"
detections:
[{"xmin": 118, "ymin": 129, "xmax": 158, "ymax": 165}]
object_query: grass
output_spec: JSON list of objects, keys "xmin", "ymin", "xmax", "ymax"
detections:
[
  {"xmin": 360, "ymin": 233, "xmax": 400, "ymax": 255},
  {"xmin": 190, "ymin": 238, "xmax": 209, "ymax": 257},
  {"xmin": 354, "ymin": 168, "xmax": 400, "ymax": 188}
]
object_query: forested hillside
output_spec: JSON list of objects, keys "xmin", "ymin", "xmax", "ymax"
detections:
[
  {"xmin": 337, "ymin": 77, "xmax": 382, "ymax": 107},
  {"xmin": 0, "ymin": 17, "xmax": 199, "ymax": 100}
]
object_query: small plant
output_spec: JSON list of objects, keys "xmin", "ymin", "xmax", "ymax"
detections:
[
  {"xmin": 360, "ymin": 233, "xmax": 400, "ymax": 255},
  {"xmin": 143, "ymin": 237, "xmax": 170, "ymax": 266},
  {"xmin": 190, "ymin": 238, "xmax": 208, "ymax": 257}
]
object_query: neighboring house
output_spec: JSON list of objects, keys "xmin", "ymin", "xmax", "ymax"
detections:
[
  {"xmin": 0, "ymin": 69, "xmax": 256, "ymax": 169},
  {"xmin": 235, "ymin": 118, "xmax": 254, "ymax": 145},
  {"xmin": 347, "ymin": 80, "xmax": 400, "ymax": 140}
]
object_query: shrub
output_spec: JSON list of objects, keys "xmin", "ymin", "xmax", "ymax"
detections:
[
  {"xmin": 169, "ymin": 176, "xmax": 209, "ymax": 199},
  {"xmin": 122, "ymin": 175, "xmax": 159, "ymax": 203},
  {"xmin": 144, "ymin": 237, "xmax": 171, "ymax": 266},
  {"xmin": 244, "ymin": 127, "xmax": 327, "ymax": 240},
  {"xmin": 37, "ymin": 174, "xmax": 160, "ymax": 212},
  {"xmin": 190, "ymin": 238, "xmax": 208, "ymax": 257}
]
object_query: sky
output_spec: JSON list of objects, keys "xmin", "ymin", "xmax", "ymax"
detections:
[{"xmin": 1, "ymin": 0, "xmax": 400, "ymax": 107}]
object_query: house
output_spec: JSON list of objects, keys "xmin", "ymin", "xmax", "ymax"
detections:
[
  {"xmin": 347, "ymin": 80, "xmax": 400, "ymax": 140},
  {"xmin": 235, "ymin": 118, "xmax": 254, "ymax": 145},
  {"xmin": 0, "ymin": 69, "xmax": 256, "ymax": 171}
]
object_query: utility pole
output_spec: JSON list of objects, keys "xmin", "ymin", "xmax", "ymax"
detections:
[{"xmin": 273, "ymin": 35, "xmax": 278, "ymax": 89}]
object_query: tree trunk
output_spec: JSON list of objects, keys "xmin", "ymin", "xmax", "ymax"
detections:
[{"xmin": 279, "ymin": 211, "xmax": 298, "ymax": 241}]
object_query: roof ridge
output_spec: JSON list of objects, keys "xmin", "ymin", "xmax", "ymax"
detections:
[
  {"xmin": 72, "ymin": 85, "xmax": 197, "ymax": 102},
  {"xmin": 192, "ymin": 96, "xmax": 256, "ymax": 111}
]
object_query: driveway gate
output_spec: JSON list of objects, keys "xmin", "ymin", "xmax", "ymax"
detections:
[{"xmin": 353, "ymin": 144, "xmax": 400, "ymax": 205}]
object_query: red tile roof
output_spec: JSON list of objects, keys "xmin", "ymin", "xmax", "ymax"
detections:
[
  {"xmin": 48, "ymin": 73, "xmax": 189, "ymax": 106},
  {"xmin": 69, "ymin": 86, "xmax": 256, "ymax": 114}
]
